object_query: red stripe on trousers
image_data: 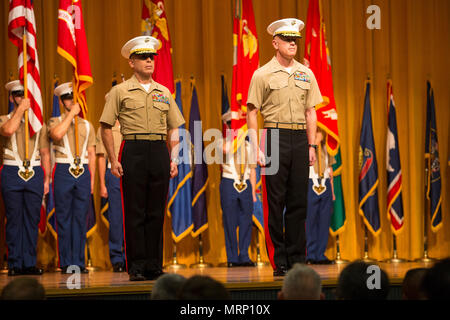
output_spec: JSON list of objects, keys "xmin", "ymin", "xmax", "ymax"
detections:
[{"xmin": 117, "ymin": 140, "xmax": 128, "ymax": 272}]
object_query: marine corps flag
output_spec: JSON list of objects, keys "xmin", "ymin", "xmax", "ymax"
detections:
[
  {"xmin": 231, "ymin": 0, "xmax": 259, "ymax": 152},
  {"xmin": 141, "ymin": 0, "xmax": 174, "ymax": 93},
  {"xmin": 425, "ymin": 81, "xmax": 442, "ymax": 232},
  {"xmin": 303, "ymin": 0, "xmax": 339, "ymax": 156},
  {"xmin": 57, "ymin": 0, "xmax": 93, "ymax": 118},
  {"xmin": 358, "ymin": 83, "xmax": 380, "ymax": 236}
]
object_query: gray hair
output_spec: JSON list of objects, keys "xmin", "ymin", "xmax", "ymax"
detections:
[
  {"xmin": 150, "ymin": 273, "xmax": 187, "ymax": 300},
  {"xmin": 281, "ymin": 263, "xmax": 322, "ymax": 300}
]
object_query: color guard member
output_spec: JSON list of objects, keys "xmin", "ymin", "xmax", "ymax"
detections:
[
  {"xmin": 306, "ymin": 128, "xmax": 335, "ymax": 265},
  {"xmin": 96, "ymin": 119, "xmax": 125, "ymax": 272},
  {"xmin": 220, "ymin": 109, "xmax": 256, "ymax": 267},
  {"xmin": 48, "ymin": 82, "xmax": 96, "ymax": 274},
  {"xmin": 0, "ymin": 80, "xmax": 50, "ymax": 276}
]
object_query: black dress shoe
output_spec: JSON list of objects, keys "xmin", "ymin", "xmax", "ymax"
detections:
[
  {"xmin": 7, "ymin": 267, "xmax": 22, "ymax": 276},
  {"xmin": 113, "ymin": 263, "xmax": 125, "ymax": 273},
  {"xmin": 129, "ymin": 273, "xmax": 147, "ymax": 281},
  {"xmin": 306, "ymin": 259, "xmax": 317, "ymax": 265},
  {"xmin": 239, "ymin": 261, "xmax": 256, "ymax": 267},
  {"xmin": 79, "ymin": 266, "xmax": 89, "ymax": 274},
  {"xmin": 144, "ymin": 269, "xmax": 165, "ymax": 280},
  {"xmin": 317, "ymin": 259, "xmax": 335, "ymax": 265},
  {"xmin": 23, "ymin": 266, "xmax": 44, "ymax": 275},
  {"xmin": 273, "ymin": 266, "xmax": 288, "ymax": 276},
  {"xmin": 227, "ymin": 262, "xmax": 239, "ymax": 268}
]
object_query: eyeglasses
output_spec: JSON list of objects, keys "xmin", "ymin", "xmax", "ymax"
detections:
[
  {"xmin": 279, "ymin": 36, "xmax": 299, "ymax": 44},
  {"xmin": 11, "ymin": 91, "xmax": 24, "ymax": 98},
  {"xmin": 133, "ymin": 53, "xmax": 155, "ymax": 61}
]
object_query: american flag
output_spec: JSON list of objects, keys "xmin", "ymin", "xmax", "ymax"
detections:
[{"xmin": 8, "ymin": 0, "xmax": 43, "ymax": 136}]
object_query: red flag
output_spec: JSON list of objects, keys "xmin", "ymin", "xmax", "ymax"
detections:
[
  {"xmin": 141, "ymin": 0, "xmax": 174, "ymax": 94},
  {"xmin": 231, "ymin": 0, "xmax": 259, "ymax": 152},
  {"xmin": 57, "ymin": 0, "xmax": 93, "ymax": 118},
  {"xmin": 304, "ymin": 0, "xmax": 340, "ymax": 156},
  {"xmin": 8, "ymin": 0, "xmax": 43, "ymax": 136}
]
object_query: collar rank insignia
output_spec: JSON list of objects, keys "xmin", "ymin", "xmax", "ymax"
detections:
[
  {"xmin": 294, "ymin": 71, "xmax": 310, "ymax": 83},
  {"xmin": 152, "ymin": 93, "xmax": 170, "ymax": 104}
]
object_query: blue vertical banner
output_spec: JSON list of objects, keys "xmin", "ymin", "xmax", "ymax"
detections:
[
  {"xmin": 358, "ymin": 82, "xmax": 380, "ymax": 236},
  {"xmin": 425, "ymin": 81, "xmax": 442, "ymax": 232},
  {"xmin": 167, "ymin": 80, "xmax": 194, "ymax": 242},
  {"xmin": 188, "ymin": 80, "xmax": 209, "ymax": 237}
]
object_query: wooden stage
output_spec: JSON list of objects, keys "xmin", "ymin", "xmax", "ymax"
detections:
[{"xmin": 0, "ymin": 261, "xmax": 434, "ymax": 300}]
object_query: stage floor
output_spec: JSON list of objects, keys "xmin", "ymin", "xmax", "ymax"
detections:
[{"xmin": 0, "ymin": 261, "xmax": 434, "ymax": 299}]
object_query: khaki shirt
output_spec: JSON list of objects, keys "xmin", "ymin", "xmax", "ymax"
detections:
[
  {"xmin": 95, "ymin": 125, "xmax": 122, "ymax": 160},
  {"xmin": 312, "ymin": 143, "xmax": 336, "ymax": 177},
  {"xmin": 99, "ymin": 75, "xmax": 185, "ymax": 135},
  {"xmin": 48, "ymin": 113, "xmax": 95, "ymax": 160},
  {"xmin": 247, "ymin": 56, "xmax": 323, "ymax": 124},
  {"xmin": 0, "ymin": 113, "xmax": 49, "ymax": 163}
]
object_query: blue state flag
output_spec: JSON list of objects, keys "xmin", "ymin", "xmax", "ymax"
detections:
[
  {"xmin": 358, "ymin": 82, "xmax": 380, "ymax": 236},
  {"xmin": 86, "ymin": 194, "xmax": 97, "ymax": 238},
  {"xmin": 46, "ymin": 79, "xmax": 61, "ymax": 240},
  {"xmin": 425, "ymin": 81, "xmax": 442, "ymax": 232},
  {"xmin": 188, "ymin": 81, "xmax": 209, "ymax": 237},
  {"xmin": 100, "ymin": 75, "xmax": 120, "ymax": 228},
  {"xmin": 252, "ymin": 165, "xmax": 264, "ymax": 234},
  {"xmin": 386, "ymin": 82, "xmax": 404, "ymax": 234},
  {"xmin": 167, "ymin": 80, "xmax": 194, "ymax": 242}
]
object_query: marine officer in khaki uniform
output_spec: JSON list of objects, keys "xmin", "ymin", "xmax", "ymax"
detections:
[
  {"xmin": 0, "ymin": 80, "xmax": 50, "ymax": 276},
  {"xmin": 48, "ymin": 82, "xmax": 96, "ymax": 274},
  {"xmin": 247, "ymin": 18, "xmax": 323, "ymax": 276},
  {"xmin": 95, "ymin": 119, "xmax": 125, "ymax": 272},
  {"xmin": 99, "ymin": 36, "xmax": 185, "ymax": 281}
]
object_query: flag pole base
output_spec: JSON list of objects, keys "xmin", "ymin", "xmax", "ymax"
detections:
[
  {"xmin": 190, "ymin": 255, "xmax": 213, "ymax": 268},
  {"xmin": 164, "ymin": 263, "xmax": 187, "ymax": 270},
  {"xmin": 86, "ymin": 259, "xmax": 100, "ymax": 272},
  {"xmin": 384, "ymin": 257, "xmax": 407, "ymax": 263},
  {"xmin": 164, "ymin": 257, "xmax": 187, "ymax": 270},
  {"xmin": 414, "ymin": 254, "xmax": 437, "ymax": 264},
  {"xmin": 334, "ymin": 258, "xmax": 350, "ymax": 264},
  {"xmin": 190, "ymin": 262, "xmax": 213, "ymax": 269},
  {"xmin": 362, "ymin": 252, "xmax": 377, "ymax": 263}
]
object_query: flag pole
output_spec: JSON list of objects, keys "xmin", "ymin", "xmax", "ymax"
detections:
[
  {"xmin": 385, "ymin": 234, "xmax": 406, "ymax": 263},
  {"xmin": 334, "ymin": 234, "xmax": 349, "ymax": 264},
  {"xmin": 165, "ymin": 241, "xmax": 186, "ymax": 270},
  {"xmin": 415, "ymin": 161, "xmax": 436, "ymax": 263},
  {"xmin": 19, "ymin": 32, "xmax": 34, "ymax": 181},
  {"xmin": 255, "ymin": 227, "xmax": 269, "ymax": 267},
  {"xmin": 71, "ymin": 79, "xmax": 83, "ymax": 177},
  {"xmin": 190, "ymin": 233, "xmax": 212, "ymax": 268},
  {"xmin": 362, "ymin": 225, "xmax": 376, "ymax": 263}
]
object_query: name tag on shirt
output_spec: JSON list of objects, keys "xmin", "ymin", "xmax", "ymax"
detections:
[
  {"xmin": 294, "ymin": 71, "xmax": 310, "ymax": 83},
  {"xmin": 152, "ymin": 93, "xmax": 170, "ymax": 104}
]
